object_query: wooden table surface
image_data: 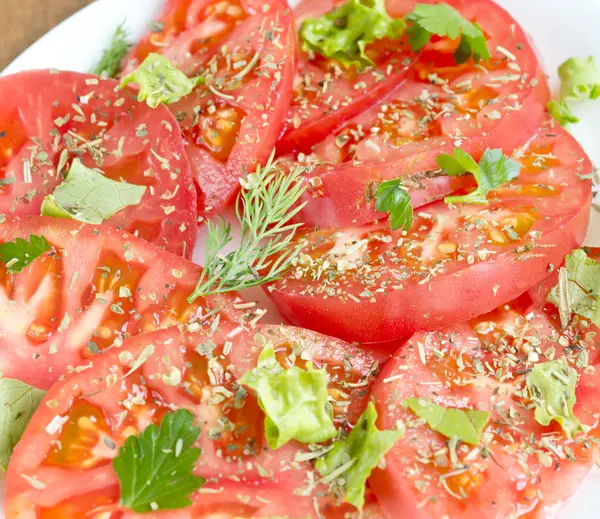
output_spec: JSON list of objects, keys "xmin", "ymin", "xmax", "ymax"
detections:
[{"xmin": 1, "ymin": 0, "xmax": 92, "ymax": 70}]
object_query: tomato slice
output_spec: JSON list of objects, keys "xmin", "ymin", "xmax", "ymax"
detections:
[
  {"xmin": 276, "ymin": 0, "xmax": 418, "ymax": 156},
  {"xmin": 124, "ymin": 0, "xmax": 296, "ymax": 219},
  {"xmin": 0, "ymin": 216, "xmax": 246, "ymax": 390},
  {"xmin": 284, "ymin": 0, "xmax": 549, "ymax": 228},
  {"xmin": 5, "ymin": 322, "xmax": 379, "ymax": 518},
  {"xmin": 369, "ymin": 271, "xmax": 600, "ymax": 519},
  {"xmin": 266, "ymin": 122, "xmax": 593, "ymax": 346},
  {"xmin": 0, "ymin": 70, "xmax": 197, "ymax": 258}
]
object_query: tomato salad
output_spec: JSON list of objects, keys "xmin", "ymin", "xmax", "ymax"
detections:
[{"xmin": 1, "ymin": 0, "xmax": 600, "ymax": 518}]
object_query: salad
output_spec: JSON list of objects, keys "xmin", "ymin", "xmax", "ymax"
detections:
[{"xmin": 1, "ymin": 0, "xmax": 600, "ymax": 518}]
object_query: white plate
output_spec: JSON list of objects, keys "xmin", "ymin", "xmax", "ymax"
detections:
[{"xmin": 1, "ymin": 0, "xmax": 600, "ymax": 517}]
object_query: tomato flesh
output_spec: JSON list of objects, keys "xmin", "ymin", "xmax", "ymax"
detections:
[
  {"xmin": 285, "ymin": 0, "xmax": 550, "ymax": 228},
  {"xmin": 266, "ymin": 123, "xmax": 593, "ymax": 346},
  {"xmin": 0, "ymin": 216, "xmax": 245, "ymax": 390},
  {"xmin": 369, "ymin": 273, "xmax": 600, "ymax": 518},
  {"xmin": 0, "ymin": 71, "xmax": 198, "ymax": 258},
  {"xmin": 5, "ymin": 323, "xmax": 379, "ymax": 518}
]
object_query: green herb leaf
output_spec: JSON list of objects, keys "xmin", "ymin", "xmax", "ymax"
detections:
[
  {"xmin": 113, "ymin": 409, "xmax": 205, "ymax": 513},
  {"xmin": 300, "ymin": 0, "xmax": 405, "ymax": 71},
  {"xmin": 404, "ymin": 398, "xmax": 490, "ymax": 445},
  {"xmin": 0, "ymin": 235, "xmax": 51, "ymax": 274},
  {"xmin": 92, "ymin": 22, "xmax": 131, "ymax": 78},
  {"xmin": 406, "ymin": 3, "xmax": 489, "ymax": 63},
  {"xmin": 120, "ymin": 53, "xmax": 203, "ymax": 109},
  {"xmin": 188, "ymin": 153, "xmax": 307, "ymax": 301},
  {"xmin": 41, "ymin": 159, "xmax": 146, "ymax": 225},
  {"xmin": 548, "ymin": 56, "xmax": 600, "ymax": 126},
  {"xmin": 239, "ymin": 339, "xmax": 337, "ymax": 450},
  {"xmin": 439, "ymin": 148, "xmax": 521, "ymax": 205},
  {"xmin": 315, "ymin": 402, "xmax": 402, "ymax": 509},
  {"xmin": 548, "ymin": 248, "xmax": 600, "ymax": 328},
  {"xmin": 526, "ymin": 359, "xmax": 582, "ymax": 438},
  {"xmin": 374, "ymin": 179, "xmax": 413, "ymax": 230},
  {"xmin": 0, "ymin": 379, "xmax": 46, "ymax": 471}
]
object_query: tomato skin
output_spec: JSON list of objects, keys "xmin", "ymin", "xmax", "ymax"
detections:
[
  {"xmin": 287, "ymin": 0, "xmax": 550, "ymax": 228},
  {"xmin": 266, "ymin": 124, "xmax": 593, "ymax": 346},
  {"xmin": 5, "ymin": 322, "xmax": 379, "ymax": 518},
  {"xmin": 0, "ymin": 70, "xmax": 197, "ymax": 258},
  {"xmin": 0, "ymin": 216, "xmax": 244, "ymax": 390},
  {"xmin": 369, "ymin": 283, "xmax": 600, "ymax": 519}
]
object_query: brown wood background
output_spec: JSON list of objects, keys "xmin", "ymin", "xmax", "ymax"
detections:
[{"xmin": 1, "ymin": 0, "xmax": 92, "ymax": 70}]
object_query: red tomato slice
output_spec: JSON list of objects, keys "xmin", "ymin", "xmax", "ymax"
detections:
[
  {"xmin": 286, "ymin": 0, "xmax": 549, "ymax": 228},
  {"xmin": 0, "ymin": 216, "xmax": 247, "ymax": 390},
  {"xmin": 0, "ymin": 71, "xmax": 197, "ymax": 258},
  {"xmin": 276, "ymin": 0, "xmax": 418, "ymax": 156},
  {"xmin": 5, "ymin": 322, "xmax": 379, "ymax": 518},
  {"xmin": 369, "ymin": 275, "xmax": 600, "ymax": 519},
  {"xmin": 124, "ymin": 0, "xmax": 296, "ymax": 219},
  {"xmin": 266, "ymin": 122, "xmax": 593, "ymax": 346}
]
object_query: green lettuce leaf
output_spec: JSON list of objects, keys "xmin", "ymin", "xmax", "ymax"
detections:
[
  {"xmin": 548, "ymin": 56, "xmax": 600, "ymax": 126},
  {"xmin": 239, "ymin": 340, "xmax": 337, "ymax": 450},
  {"xmin": 120, "ymin": 53, "xmax": 203, "ymax": 108},
  {"xmin": 300, "ymin": 0, "xmax": 405, "ymax": 70},
  {"xmin": 315, "ymin": 402, "xmax": 402, "ymax": 509},
  {"xmin": 0, "ymin": 378, "xmax": 46, "ymax": 471},
  {"xmin": 548, "ymin": 248, "xmax": 600, "ymax": 328},
  {"xmin": 438, "ymin": 148, "xmax": 521, "ymax": 205},
  {"xmin": 404, "ymin": 398, "xmax": 490, "ymax": 445},
  {"xmin": 41, "ymin": 159, "xmax": 146, "ymax": 224},
  {"xmin": 406, "ymin": 3, "xmax": 489, "ymax": 63},
  {"xmin": 375, "ymin": 179, "xmax": 413, "ymax": 230},
  {"xmin": 526, "ymin": 359, "xmax": 582, "ymax": 438}
]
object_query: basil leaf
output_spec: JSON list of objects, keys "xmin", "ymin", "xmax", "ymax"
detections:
[
  {"xmin": 120, "ymin": 53, "xmax": 203, "ymax": 109},
  {"xmin": 548, "ymin": 56, "xmax": 600, "ymax": 126},
  {"xmin": 439, "ymin": 148, "xmax": 521, "ymax": 205},
  {"xmin": 374, "ymin": 179, "xmax": 413, "ymax": 230},
  {"xmin": 300, "ymin": 0, "xmax": 405, "ymax": 70},
  {"xmin": 239, "ymin": 340, "xmax": 337, "ymax": 450},
  {"xmin": 315, "ymin": 402, "xmax": 402, "ymax": 509},
  {"xmin": 0, "ymin": 378, "xmax": 46, "ymax": 471},
  {"xmin": 404, "ymin": 397, "xmax": 490, "ymax": 445},
  {"xmin": 0, "ymin": 234, "xmax": 51, "ymax": 274},
  {"xmin": 41, "ymin": 159, "xmax": 146, "ymax": 225},
  {"xmin": 113, "ymin": 409, "xmax": 205, "ymax": 512},
  {"xmin": 548, "ymin": 249, "xmax": 600, "ymax": 328},
  {"xmin": 526, "ymin": 359, "xmax": 582, "ymax": 438},
  {"xmin": 406, "ymin": 3, "xmax": 489, "ymax": 63}
]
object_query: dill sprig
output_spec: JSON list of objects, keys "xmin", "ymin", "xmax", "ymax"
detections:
[
  {"xmin": 92, "ymin": 23, "xmax": 131, "ymax": 78},
  {"xmin": 188, "ymin": 155, "xmax": 307, "ymax": 301}
]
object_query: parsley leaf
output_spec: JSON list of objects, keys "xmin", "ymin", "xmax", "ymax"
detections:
[
  {"xmin": 92, "ymin": 22, "xmax": 131, "ymax": 78},
  {"xmin": 41, "ymin": 159, "xmax": 146, "ymax": 224},
  {"xmin": 300, "ymin": 0, "xmax": 405, "ymax": 70},
  {"xmin": 404, "ymin": 398, "xmax": 490, "ymax": 445},
  {"xmin": 406, "ymin": 3, "xmax": 489, "ymax": 63},
  {"xmin": 548, "ymin": 56, "xmax": 600, "ymax": 125},
  {"xmin": 0, "ymin": 379, "xmax": 46, "ymax": 471},
  {"xmin": 315, "ymin": 402, "xmax": 402, "ymax": 509},
  {"xmin": 239, "ymin": 338, "xmax": 337, "ymax": 449},
  {"xmin": 121, "ymin": 53, "xmax": 204, "ymax": 109},
  {"xmin": 0, "ymin": 235, "xmax": 51, "ymax": 274},
  {"xmin": 374, "ymin": 179, "xmax": 413, "ymax": 230},
  {"xmin": 113, "ymin": 409, "xmax": 205, "ymax": 513},
  {"xmin": 526, "ymin": 359, "xmax": 582, "ymax": 438},
  {"xmin": 548, "ymin": 248, "xmax": 600, "ymax": 328},
  {"xmin": 438, "ymin": 148, "xmax": 521, "ymax": 205}
]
